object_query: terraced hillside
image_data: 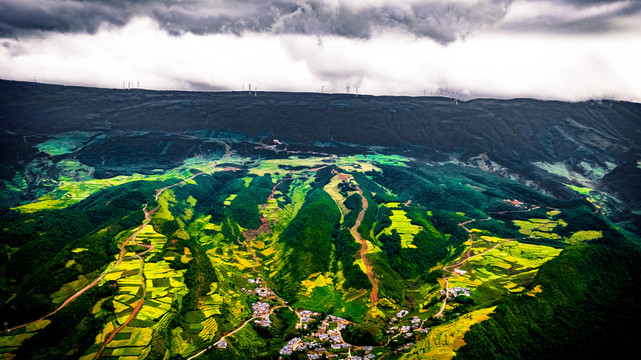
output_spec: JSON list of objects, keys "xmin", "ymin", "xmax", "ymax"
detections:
[{"xmin": 0, "ymin": 81, "xmax": 640, "ymax": 359}]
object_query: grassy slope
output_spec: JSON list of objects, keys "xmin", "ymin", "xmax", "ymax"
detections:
[
  {"xmin": 454, "ymin": 235, "xmax": 641, "ymax": 360},
  {"xmin": 275, "ymin": 188, "xmax": 341, "ymax": 299}
]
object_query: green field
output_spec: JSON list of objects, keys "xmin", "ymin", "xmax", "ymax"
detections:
[
  {"xmin": 2, "ymin": 149, "xmax": 634, "ymax": 360},
  {"xmin": 448, "ymin": 241, "xmax": 561, "ymax": 304}
]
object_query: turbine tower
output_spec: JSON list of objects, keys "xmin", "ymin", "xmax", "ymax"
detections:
[{"xmin": 345, "ymin": 83, "xmax": 350, "ymax": 94}]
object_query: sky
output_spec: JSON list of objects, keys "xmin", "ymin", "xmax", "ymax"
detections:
[{"xmin": 1, "ymin": 0, "xmax": 640, "ymax": 101}]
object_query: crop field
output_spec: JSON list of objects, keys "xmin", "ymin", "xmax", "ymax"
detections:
[
  {"xmin": 248, "ymin": 157, "xmax": 328, "ymax": 177},
  {"xmin": 513, "ymin": 217, "xmax": 566, "ymax": 240},
  {"xmin": 400, "ymin": 307, "xmax": 496, "ymax": 360},
  {"xmin": 0, "ymin": 320, "xmax": 51, "ymax": 358},
  {"xmin": 448, "ymin": 241, "xmax": 561, "ymax": 303},
  {"xmin": 50, "ymin": 274, "xmax": 93, "ymax": 304},
  {"xmin": 293, "ymin": 280, "xmax": 370, "ymax": 322},
  {"xmin": 380, "ymin": 203, "xmax": 423, "ymax": 248},
  {"xmin": 336, "ymin": 154, "xmax": 410, "ymax": 171},
  {"xmin": 324, "ymin": 175, "xmax": 354, "ymax": 220},
  {"xmin": 82, "ymin": 326, "xmax": 154, "ymax": 360},
  {"xmin": 567, "ymin": 230, "xmax": 602, "ymax": 244},
  {"xmin": 11, "ymin": 154, "xmax": 229, "ymax": 213},
  {"xmin": 3, "ymin": 135, "xmax": 635, "ymax": 360}
]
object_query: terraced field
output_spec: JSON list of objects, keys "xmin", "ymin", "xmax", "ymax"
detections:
[{"xmin": 1, "ymin": 151, "xmax": 635, "ymax": 360}]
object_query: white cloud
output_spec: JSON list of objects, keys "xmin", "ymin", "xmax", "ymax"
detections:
[{"xmin": 1, "ymin": 16, "xmax": 639, "ymax": 102}]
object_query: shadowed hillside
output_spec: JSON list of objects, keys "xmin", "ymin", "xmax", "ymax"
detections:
[{"xmin": 2, "ymin": 80, "xmax": 640, "ymax": 230}]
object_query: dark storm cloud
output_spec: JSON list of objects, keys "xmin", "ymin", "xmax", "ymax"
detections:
[
  {"xmin": 1, "ymin": 0, "xmax": 637, "ymax": 42},
  {"xmin": 500, "ymin": 0, "xmax": 641, "ymax": 34},
  {"xmin": 0, "ymin": 0, "xmax": 512, "ymax": 44}
]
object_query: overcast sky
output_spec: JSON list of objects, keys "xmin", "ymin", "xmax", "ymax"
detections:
[{"xmin": 1, "ymin": 0, "xmax": 640, "ymax": 101}]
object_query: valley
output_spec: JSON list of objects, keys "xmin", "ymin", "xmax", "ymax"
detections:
[{"xmin": 0, "ymin": 80, "xmax": 640, "ymax": 359}]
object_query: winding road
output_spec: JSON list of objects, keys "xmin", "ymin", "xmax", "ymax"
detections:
[
  {"xmin": 8, "ymin": 164, "xmax": 217, "ymax": 359},
  {"xmin": 434, "ymin": 217, "xmax": 510, "ymax": 318},
  {"xmin": 351, "ymin": 187, "xmax": 379, "ymax": 307}
]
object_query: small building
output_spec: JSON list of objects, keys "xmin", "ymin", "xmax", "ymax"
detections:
[{"xmin": 217, "ymin": 340, "xmax": 227, "ymax": 349}]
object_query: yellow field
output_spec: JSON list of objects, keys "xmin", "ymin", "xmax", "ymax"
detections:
[
  {"xmin": 400, "ymin": 307, "xmax": 496, "ymax": 360},
  {"xmin": 382, "ymin": 208, "xmax": 422, "ymax": 248}
]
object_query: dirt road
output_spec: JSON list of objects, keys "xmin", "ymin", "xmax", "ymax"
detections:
[
  {"xmin": 351, "ymin": 187, "xmax": 379, "ymax": 307},
  {"xmin": 434, "ymin": 217, "xmax": 510, "ymax": 318}
]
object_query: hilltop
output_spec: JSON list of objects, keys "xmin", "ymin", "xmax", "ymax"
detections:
[{"xmin": 2, "ymin": 80, "xmax": 640, "ymax": 229}]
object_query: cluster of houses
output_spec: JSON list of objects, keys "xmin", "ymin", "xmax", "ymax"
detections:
[
  {"xmin": 295, "ymin": 309, "xmax": 322, "ymax": 330},
  {"xmin": 245, "ymin": 277, "xmax": 275, "ymax": 297},
  {"xmin": 252, "ymin": 301, "xmax": 272, "ymax": 327},
  {"xmin": 279, "ymin": 313, "xmax": 364, "ymax": 358},
  {"xmin": 385, "ymin": 311, "xmax": 431, "ymax": 338},
  {"xmin": 277, "ymin": 305, "xmax": 434, "ymax": 358},
  {"xmin": 440, "ymin": 286, "xmax": 471, "ymax": 298},
  {"xmin": 235, "ymin": 278, "xmax": 438, "ymax": 358},
  {"xmin": 279, "ymin": 337, "xmax": 327, "ymax": 357}
]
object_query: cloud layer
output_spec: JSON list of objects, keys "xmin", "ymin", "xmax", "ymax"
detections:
[
  {"xmin": 3, "ymin": 1, "xmax": 639, "ymax": 42},
  {"xmin": 1, "ymin": 0, "xmax": 640, "ymax": 101},
  {"xmin": 1, "ymin": 0, "xmax": 511, "ymax": 43}
]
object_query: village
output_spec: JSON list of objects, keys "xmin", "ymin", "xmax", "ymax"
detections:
[{"xmin": 237, "ymin": 276, "xmax": 439, "ymax": 360}]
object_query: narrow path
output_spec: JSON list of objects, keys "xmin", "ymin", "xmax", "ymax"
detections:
[
  {"xmin": 155, "ymin": 170, "xmax": 209, "ymax": 201},
  {"xmin": 93, "ymin": 257, "xmax": 148, "ymax": 359},
  {"xmin": 7, "ymin": 204, "xmax": 155, "ymax": 332},
  {"xmin": 8, "ymin": 164, "xmax": 220, "ymax": 358},
  {"xmin": 186, "ymin": 176, "xmax": 312, "ymax": 360},
  {"xmin": 351, "ymin": 187, "xmax": 379, "ymax": 307},
  {"xmin": 186, "ymin": 303, "xmax": 286, "ymax": 360},
  {"xmin": 434, "ymin": 217, "xmax": 509, "ymax": 319}
]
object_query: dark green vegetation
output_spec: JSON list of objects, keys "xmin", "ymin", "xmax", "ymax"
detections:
[
  {"xmin": 0, "ymin": 80, "xmax": 640, "ymax": 359},
  {"xmin": 456, "ymin": 237, "xmax": 641, "ymax": 360},
  {"xmin": 276, "ymin": 188, "xmax": 341, "ymax": 299}
]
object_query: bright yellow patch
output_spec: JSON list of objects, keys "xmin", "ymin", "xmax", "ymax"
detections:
[
  {"xmin": 400, "ymin": 307, "xmax": 496, "ymax": 360},
  {"xmin": 199, "ymin": 317, "xmax": 219, "ymax": 342},
  {"xmin": 567, "ymin": 230, "xmax": 602, "ymax": 244},
  {"xmin": 383, "ymin": 209, "xmax": 422, "ymax": 248},
  {"xmin": 301, "ymin": 273, "xmax": 334, "ymax": 296},
  {"xmin": 527, "ymin": 284, "xmax": 544, "ymax": 297}
]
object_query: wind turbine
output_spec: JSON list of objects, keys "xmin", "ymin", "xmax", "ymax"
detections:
[
  {"xmin": 353, "ymin": 80, "xmax": 361, "ymax": 96},
  {"xmin": 438, "ymin": 82, "xmax": 450, "ymax": 97},
  {"xmin": 345, "ymin": 82, "xmax": 350, "ymax": 94}
]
